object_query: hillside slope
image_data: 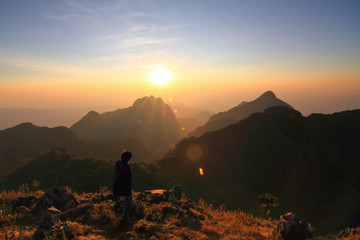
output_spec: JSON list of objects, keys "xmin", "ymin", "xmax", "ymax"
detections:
[
  {"xmin": 0, "ymin": 149, "xmax": 161, "ymax": 193},
  {"xmin": 0, "ymin": 123, "xmax": 152, "ymax": 176},
  {"xmin": 157, "ymin": 106, "xmax": 360, "ymax": 234}
]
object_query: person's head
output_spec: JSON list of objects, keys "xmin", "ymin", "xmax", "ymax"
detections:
[{"xmin": 121, "ymin": 150, "xmax": 132, "ymax": 162}]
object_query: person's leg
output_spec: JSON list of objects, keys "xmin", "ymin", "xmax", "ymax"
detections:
[{"xmin": 123, "ymin": 195, "xmax": 133, "ymax": 221}]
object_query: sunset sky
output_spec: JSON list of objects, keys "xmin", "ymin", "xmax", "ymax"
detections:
[{"xmin": 1, "ymin": 0, "xmax": 359, "ymax": 115}]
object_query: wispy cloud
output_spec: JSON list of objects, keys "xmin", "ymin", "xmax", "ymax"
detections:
[
  {"xmin": 43, "ymin": 0, "xmax": 183, "ymax": 58},
  {"xmin": 1, "ymin": 58, "xmax": 89, "ymax": 76},
  {"xmin": 121, "ymin": 37, "xmax": 179, "ymax": 49},
  {"xmin": 128, "ymin": 24, "xmax": 183, "ymax": 33}
]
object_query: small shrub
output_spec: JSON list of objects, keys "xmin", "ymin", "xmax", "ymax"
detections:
[{"xmin": 257, "ymin": 193, "xmax": 278, "ymax": 217}]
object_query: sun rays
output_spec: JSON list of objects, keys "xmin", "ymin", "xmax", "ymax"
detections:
[{"xmin": 149, "ymin": 65, "xmax": 172, "ymax": 87}]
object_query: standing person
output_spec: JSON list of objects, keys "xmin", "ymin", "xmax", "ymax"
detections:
[{"xmin": 113, "ymin": 150, "xmax": 133, "ymax": 223}]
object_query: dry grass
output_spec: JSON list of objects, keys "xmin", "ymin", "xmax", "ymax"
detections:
[
  {"xmin": 1, "ymin": 189, "xmax": 359, "ymax": 239},
  {"xmin": 198, "ymin": 199, "xmax": 276, "ymax": 240}
]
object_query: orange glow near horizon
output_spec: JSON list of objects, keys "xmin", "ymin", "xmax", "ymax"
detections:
[
  {"xmin": 0, "ymin": 60, "xmax": 359, "ymax": 114},
  {"xmin": 199, "ymin": 168, "xmax": 204, "ymax": 176}
]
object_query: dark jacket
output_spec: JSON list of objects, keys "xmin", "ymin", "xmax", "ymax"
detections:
[{"xmin": 113, "ymin": 160, "xmax": 132, "ymax": 196}]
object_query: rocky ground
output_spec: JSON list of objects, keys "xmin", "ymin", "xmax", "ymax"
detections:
[{"xmin": 0, "ymin": 185, "xmax": 359, "ymax": 240}]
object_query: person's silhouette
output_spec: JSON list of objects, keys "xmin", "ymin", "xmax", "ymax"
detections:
[{"xmin": 113, "ymin": 150, "xmax": 133, "ymax": 223}]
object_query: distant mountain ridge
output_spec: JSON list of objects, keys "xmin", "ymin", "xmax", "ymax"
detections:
[
  {"xmin": 170, "ymin": 102, "xmax": 213, "ymax": 133},
  {"xmin": 190, "ymin": 91, "xmax": 292, "ymax": 137},
  {"xmin": 0, "ymin": 107, "xmax": 115, "ymax": 130},
  {"xmin": 157, "ymin": 106, "xmax": 360, "ymax": 234},
  {"xmin": 0, "ymin": 122, "xmax": 152, "ymax": 176},
  {"xmin": 71, "ymin": 96, "xmax": 183, "ymax": 156},
  {"xmin": 0, "ymin": 148, "xmax": 162, "ymax": 193}
]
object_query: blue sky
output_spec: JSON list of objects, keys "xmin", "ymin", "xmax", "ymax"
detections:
[{"xmin": 0, "ymin": 0, "xmax": 359, "ymax": 114}]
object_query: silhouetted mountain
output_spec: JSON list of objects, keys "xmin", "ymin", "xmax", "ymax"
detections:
[
  {"xmin": 0, "ymin": 123, "xmax": 152, "ymax": 176},
  {"xmin": 177, "ymin": 110, "xmax": 213, "ymax": 134},
  {"xmin": 169, "ymin": 102, "xmax": 212, "ymax": 119},
  {"xmin": 156, "ymin": 106, "xmax": 360, "ymax": 234},
  {"xmin": 0, "ymin": 107, "xmax": 115, "ymax": 130},
  {"xmin": 0, "ymin": 148, "xmax": 162, "ymax": 193},
  {"xmin": 71, "ymin": 96, "xmax": 183, "ymax": 156},
  {"xmin": 190, "ymin": 91, "xmax": 292, "ymax": 137}
]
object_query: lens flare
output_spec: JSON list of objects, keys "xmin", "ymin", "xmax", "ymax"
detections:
[
  {"xmin": 150, "ymin": 66, "xmax": 172, "ymax": 86},
  {"xmin": 185, "ymin": 144, "xmax": 202, "ymax": 161}
]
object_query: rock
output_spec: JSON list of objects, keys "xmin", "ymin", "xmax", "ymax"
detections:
[
  {"xmin": 161, "ymin": 206, "xmax": 181, "ymax": 218},
  {"xmin": 36, "ymin": 187, "xmax": 78, "ymax": 211},
  {"xmin": 150, "ymin": 236, "xmax": 158, "ymax": 240},
  {"xmin": 11, "ymin": 195, "xmax": 38, "ymax": 209},
  {"xmin": 39, "ymin": 207, "xmax": 61, "ymax": 229},
  {"xmin": 176, "ymin": 209, "xmax": 202, "ymax": 229},
  {"xmin": 91, "ymin": 193, "xmax": 112, "ymax": 203},
  {"xmin": 33, "ymin": 229, "xmax": 46, "ymax": 240},
  {"xmin": 143, "ymin": 189, "xmax": 167, "ymax": 203},
  {"xmin": 33, "ymin": 207, "xmax": 61, "ymax": 240},
  {"xmin": 17, "ymin": 206, "xmax": 31, "ymax": 214},
  {"xmin": 141, "ymin": 186, "xmax": 182, "ymax": 203},
  {"xmin": 171, "ymin": 185, "xmax": 182, "ymax": 201},
  {"xmin": 79, "ymin": 199, "xmax": 92, "ymax": 205},
  {"xmin": 277, "ymin": 212, "xmax": 315, "ymax": 240},
  {"xmin": 149, "ymin": 193, "xmax": 164, "ymax": 203},
  {"xmin": 163, "ymin": 185, "xmax": 182, "ymax": 202},
  {"xmin": 61, "ymin": 202, "xmax": 93, "ymax": 220}
]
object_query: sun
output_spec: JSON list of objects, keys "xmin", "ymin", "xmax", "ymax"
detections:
[{"xmin": 150, "ymin": 66, "xmax": 172, "ymax": 86}]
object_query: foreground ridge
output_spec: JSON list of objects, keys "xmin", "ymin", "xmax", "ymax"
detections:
[
  {"xmin": 0, "ymin": 186, "xmax": 276, "ymax": 239},
  {"xmin": 1, "ymin": 186, "xmax": 359, "ymax": 239}
]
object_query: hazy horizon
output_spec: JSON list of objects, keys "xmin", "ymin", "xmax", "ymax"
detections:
[{"xmin": 1, "ymin": 91, "xmax": 359, "ymax": 130}]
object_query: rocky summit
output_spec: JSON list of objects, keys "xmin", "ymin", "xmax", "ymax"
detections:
[{"xmin": 1, "ymin": 186, "xmax": 359, "ymax": 239}]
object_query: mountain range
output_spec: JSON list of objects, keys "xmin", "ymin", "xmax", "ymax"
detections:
[
  {"xmin": 156, "ymin": 106, "xmax": 360, "ymax": 233},
  {"xmin": 189, "ymin": 91, "xmax": 292, "ymax": 137},
  {"xmin": 1, "ymin": 91, "xmax": 359, "ymax": 234},
  {"xmin": 71, "ymin": 96, "xmax": 183, "ymax": 156}
]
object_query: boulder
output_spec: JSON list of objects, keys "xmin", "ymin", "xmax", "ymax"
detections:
[
  {"xmin": 33, "ymin": 207, "xmax": 61, "ymax": 240},
  {"xmin": 162, "ymin": 185, "xmax": 182, "ymax": 202},
  {"xmin": 39, "ymin": 207, "xmax": 61, "ymax": 229},
  {"xmin": 36, "ymin": 187, "xmax": 78, "ymax": 211},
  {"xmin": 277, "ymin": 212, "xmax": 315, "ymax": 240}
]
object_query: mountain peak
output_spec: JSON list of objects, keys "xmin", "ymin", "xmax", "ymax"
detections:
[
  {"xmin": 133, "ymin": 96, "xmax": 164, "ymax": 107},
  {"xmin": 81, "ymin": 111, "xmax": 101, "ymax": 121},
  {"xmin": 257, "ymin": 91, "xmax": 276, "ymax": 100},
  {"xmin": 14, "ymin": 122, "xmax": 35, "ymax": 129}
]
